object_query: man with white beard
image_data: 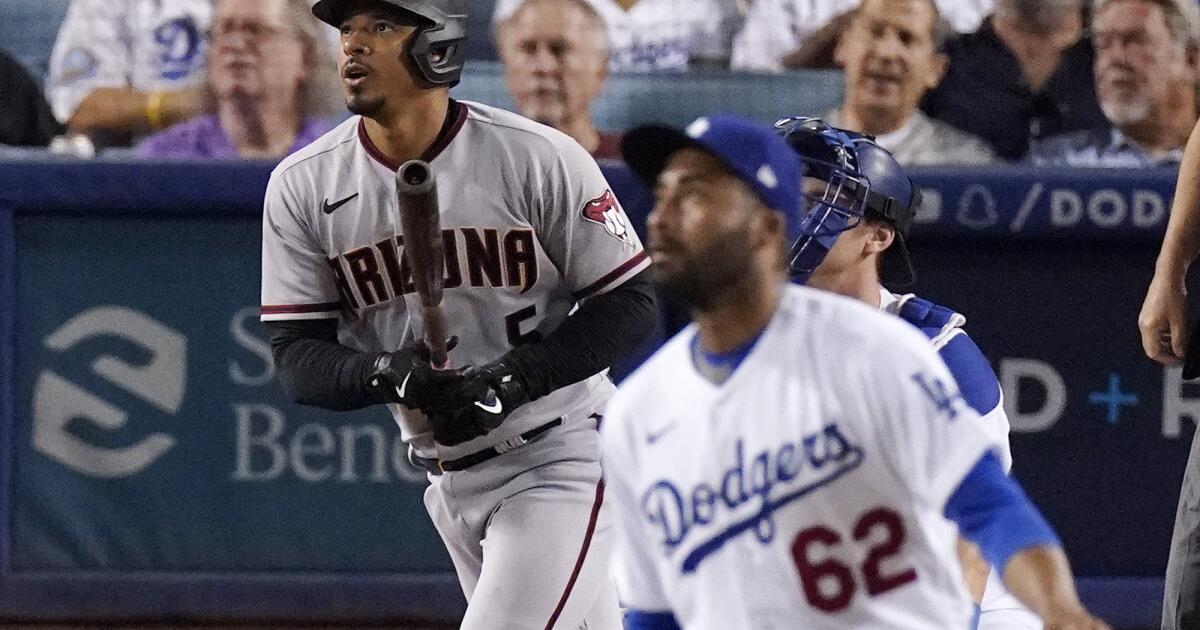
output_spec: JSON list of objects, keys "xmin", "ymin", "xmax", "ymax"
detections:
[{"xmin": 1027, "ymin": 0, "xmax": 1199, "ymax": 167}]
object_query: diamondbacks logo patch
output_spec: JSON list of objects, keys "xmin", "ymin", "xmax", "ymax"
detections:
[{"xmin": 581, "ymin": 189, "xmax": 633, "ymax": 246}]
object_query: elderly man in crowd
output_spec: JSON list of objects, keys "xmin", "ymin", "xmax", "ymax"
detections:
[
  {"xmin": 1028, "ymin": 0, "xmax": 1199, "ymax": 167},
  {"xmin": 825, "ymin": 0, "xmax": 995, "ymax": 165},
  {"xmin": 922, "ymin": 0, "xmax": 1105, "ymax": 161},
  {"xmin": 497, "ymin": 0, "xmax": 620, "ymax": 159},
  {"xmin": 136, "ymin": 0, "xmax": 335, "ymax": 160}
]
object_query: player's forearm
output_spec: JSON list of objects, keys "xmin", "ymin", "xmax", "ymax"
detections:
[
  {"xmin": 267, "ymin": 320, "xmax": 391, "ymax": 411},
  {"xmin": 1157, "ymin": 120, "xmax": 1200, "ymax": 279},
  {"xmin": 504, "ymin": 269, "xmax": 658, "ymax": 400},
  {"xmin": 67, "ymin": 86, "xmax": 205, "ymax": 134},
  {"xmin": 1000, "ymin": 545, "xmax": 1088, "ymax": 619}
]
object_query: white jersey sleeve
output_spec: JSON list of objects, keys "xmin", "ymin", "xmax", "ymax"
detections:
[
  {"xmin": 601, "ymin": 395, "xmax": 674, "ymax": 611},
  {"xmin": 47, "ymin": 0, "xmax": 211, "ymax": 123},
  {"xmin": 730, "ymin": 0, "xmax": 858, "ymax": 72},
  {"xmin": 857, "ymin": 325, "xmax": 1000, "ymax": 511},
  {"xmin": 47, "ymin": 0, "xmax": 132, "ymax": 122},
  {"xmin": 533, "ymin": 135, "xmax": 649, "ymax": 299},
  {"xmin": 688, "ymin": 0, "xmax": 743, "ymax": 65},
  {"xmin": 260, "ymin": 169, "xmax": 343, "ymax": 321}
]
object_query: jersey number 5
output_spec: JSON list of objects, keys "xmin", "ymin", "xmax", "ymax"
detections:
[
  {"xmin": 791, "ymin": 506, "xmax": 917, "ymax": 613},
  {"xmin": 505, "ymin": 305, "xmax": 543, "ymax": 346}
]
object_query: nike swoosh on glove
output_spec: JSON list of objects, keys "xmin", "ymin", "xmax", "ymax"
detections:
[
  {"xmin": 366, "ymin": 342, "xmax": 465, "ymax": 411},
  {"xmin": 424, "ymin": 358, "xmax": 532, "ymax": 446}
]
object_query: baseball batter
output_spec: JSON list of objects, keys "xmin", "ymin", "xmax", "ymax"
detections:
[
  {"xmin": 259, "ymin": 1, "xmax": 655, "ymax": 628},
  {"xmin": 777, "ymin": 116, "xmax": 1036, "ymax": 628},
  {"xmin": 602, "ymin": 114, "xmax": 1108, "ymax": 629}
]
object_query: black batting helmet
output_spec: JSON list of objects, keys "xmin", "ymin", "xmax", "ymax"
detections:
[{"xmin": 312, "ymin": 0, "xmax": 468, "ymax": 87}]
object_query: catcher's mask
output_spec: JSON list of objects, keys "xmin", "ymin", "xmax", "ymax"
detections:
[
  {"xmin": 312, "ymin": 0, "xmax": 468, "ymax": 88},
  {"xmin": 773, "ymin": 116, "xmax": 921, "ymax": 287}
]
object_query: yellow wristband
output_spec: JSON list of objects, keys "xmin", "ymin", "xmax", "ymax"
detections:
[{"xmin": 145, "ymin": 91, "xmax": 166, "ymax": 130}]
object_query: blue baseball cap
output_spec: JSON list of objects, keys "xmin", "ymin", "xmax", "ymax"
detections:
[{"xmin": 621, "ymin": 114, "xmax": 803, "ymax": 232}]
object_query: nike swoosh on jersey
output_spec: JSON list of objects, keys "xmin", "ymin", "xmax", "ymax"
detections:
[
  {"xmin": 396, "ymin": 370, "xmax": 413, "ymax": 399},
  {"xmin": 474, "ymin": 398, "xmax": 503, "ymax": 414},
  {"xmin": 322, "ymin": 193, "xmax": 359, "ymax": 214}
]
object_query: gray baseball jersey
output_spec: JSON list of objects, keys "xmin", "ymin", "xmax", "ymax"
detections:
[
  {"xmin": 261, "ymin": 99, "xmax": 648, "ymax": 461},
  {"xmin": 261, "ymin": 99, "xmax": 643, "ymax": 629}
]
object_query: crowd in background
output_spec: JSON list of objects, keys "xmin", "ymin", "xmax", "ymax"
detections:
[{"xmin": 0, "ymin": 0, "xmax": 1198, "ymax": 168}]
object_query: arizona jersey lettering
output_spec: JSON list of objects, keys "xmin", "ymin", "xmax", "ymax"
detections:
[{"xmin": 261, "ymin": 100, "xmax": 648, "ymax": 461}]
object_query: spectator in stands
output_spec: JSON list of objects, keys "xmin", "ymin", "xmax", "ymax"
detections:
[
  {"xmin": 0, "ymin": 50, "xmax": 60, "ymax": 147},
  {"xmin": 731, "ymin": 0, "xmax": 993, "ymax": 72},
  {"xmin": 497, "ymin": 0, "xmax": 620, "ymax": 159},
  {"xmin": 47, "ymin": 0, "xmax": 213, "ymax": 147},
  {"xmin": 1028, "ymin": 0, "xmax": 1199, "ymax": 167},
  {"xmin": 136, "ymin": 0, "xmax": 336, "ymax": 160},
  {"xmin": 922, "ymin": 0, "xmax": 1106, "ymax": 161},
  {"xmin": 824, "ymin": 0, "xmax": 996, "ymax": 165},
  {"xmin": 492, "ymin": 0, "xmax": 743, "ymax": 72}
]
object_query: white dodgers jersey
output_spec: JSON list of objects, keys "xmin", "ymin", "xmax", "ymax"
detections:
[
  {"xmin": 261, "ymin": 100, "xmax": 649, "ymax": 460},
  {"xmin": 47, "ymin": 0, "xmax": 212, "ymax": 122},
  {"xmin": 602, "ymin": 285, "xmax": 1001, "ymax": 629},
  {"xmin": 494, "ymin": 0, "xmax": 743, "ymax": 72}
]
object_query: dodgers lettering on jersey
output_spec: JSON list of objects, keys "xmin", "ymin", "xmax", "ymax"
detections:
[
  {"xmin": 261, "ymin": 100, "xmax": 649, "ymax": 461},
  {"xmin": 493, "ymin": 0, "xmax": 742, "ymax": 72},
  {"xmin": 47, "ymin": 0, "xmax": 211, "ymax": 122},
  {"xmin": 602, "ymin": 286, "xmax": 1001, "ymax": 630}
]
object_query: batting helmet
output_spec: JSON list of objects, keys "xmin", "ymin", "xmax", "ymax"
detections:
[
  {"xmin": 312, "ymin": 0, "xmax": 468, "ymax": 87},
  {"xmin": 774, "ymin": 116, "xmax": 921, "ymax": 287}
]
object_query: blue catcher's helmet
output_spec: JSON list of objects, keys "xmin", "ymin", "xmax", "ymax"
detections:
[{"xmin": 774, "ymin": 116, "xmax": 921, "ymax": 287}]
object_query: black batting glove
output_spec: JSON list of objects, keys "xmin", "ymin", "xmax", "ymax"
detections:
[
  {"xmin": 425, "ymin": 358, "xmax": 533, "ymax": 446},
  {"xmin": 367, "ymin": 346, "xmax": 465, "ymax": 411}
]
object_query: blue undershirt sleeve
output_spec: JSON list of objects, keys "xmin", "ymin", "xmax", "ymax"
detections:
[
  {"xmin": 943, "ymin": 452, "xmax": 1060, "ymax": 570},
  {"xmin": 625, "ymin": 610, "xmax": 683, "ymax": 630}
]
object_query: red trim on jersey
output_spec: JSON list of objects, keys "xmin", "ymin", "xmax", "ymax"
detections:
[
  {"xmin": 544, "ymin": 481, "xmax": 605, "ymax": 630},
  {"xmin": 575, "ymin": 250, "xmax": 650, "ymax": 300},
  {"xmin": 260, "ymin": 302, "xmax": 342, "ymax": 315},
  {"xmin": 422, "ymin": 100, "xmax": 468, "ymax": 162},
  {"xmin": 357, "ymin": 100, "xmax": 468, "ymax": 171}
]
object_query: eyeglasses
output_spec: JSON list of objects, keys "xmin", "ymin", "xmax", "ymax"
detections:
[{"xmin": 209, "ymin": 20, "xmax": 293, "ymax": 41}]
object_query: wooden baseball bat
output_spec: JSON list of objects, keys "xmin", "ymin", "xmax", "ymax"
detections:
[{"xmin": 396, "ymin": 159, "xmax": 449, "ymax": 369}]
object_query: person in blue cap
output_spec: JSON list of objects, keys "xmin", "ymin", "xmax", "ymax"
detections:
[
  {"xmin": 778, "ymin": 115, "xmax": 1037, "ymax": 629},
  {"xmin": 599, "ymin": 114, "xmax": 1108, "ymax": 630}
]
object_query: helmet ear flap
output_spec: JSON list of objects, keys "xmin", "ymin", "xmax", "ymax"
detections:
[{"xmin": 406, "ymin": 7, "xmax": 468, "ymax": 87}]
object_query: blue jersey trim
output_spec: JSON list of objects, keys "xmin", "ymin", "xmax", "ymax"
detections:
[
  {"xmin": 692, "ymin": 326, "xmax": 765, "ymax": 374},
  {"xmin": 938, "ymin": 334, "xmax": 1002, "ymax": 415},
  {"xmin": 944, "ymin": 452, "xmax": 1061, "ymax": 570},
  {"xmin": 626, "ymin": 610, "xmax": 683, "ymax": 630},
  {"xmin": 894, "ymin": 294, "xmax": 1001, "ymax": 416}
]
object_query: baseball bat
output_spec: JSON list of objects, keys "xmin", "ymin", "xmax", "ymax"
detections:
[{"xmin": 396, "ymin": 159, "xmax": 450, "ymax": 369}]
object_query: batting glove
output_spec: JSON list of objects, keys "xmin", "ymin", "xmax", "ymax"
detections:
[
  {"xmin": 367, "ymin": 345, "xmax": 465, "ymax": 411},
  {"xmin": 425, "ymin": 359, "xmax": 532, "ymax": 446}
]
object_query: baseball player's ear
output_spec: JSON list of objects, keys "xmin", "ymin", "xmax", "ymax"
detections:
[{"xmin": 864, "ymin": 222, "xmax": 894, "ymax": 255}]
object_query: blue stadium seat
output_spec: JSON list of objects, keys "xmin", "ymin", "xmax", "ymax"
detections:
[{"xmin": 0, "ymin": 0, "xmax": 71, "ymax": 80}]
